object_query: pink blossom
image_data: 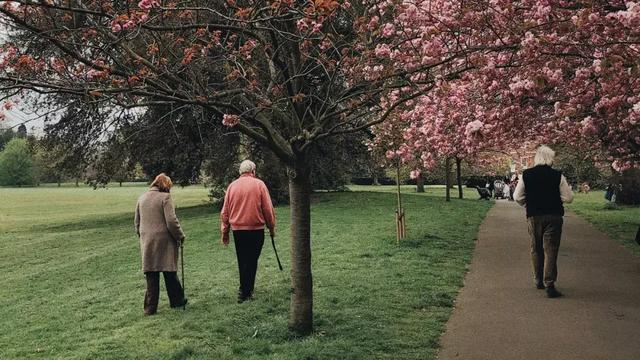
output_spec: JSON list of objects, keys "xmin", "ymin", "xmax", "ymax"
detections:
[
  {"xmin": 381, "ymin": 23, "xmax": 395, "ymax": 38},
  {"xmin": 296, "ymin": 19, "xmax": 309, "ymax": 31},
  {"xmin": 222, "ymin": 114, "xmax": 240, "ymax": 127},
  {"xmin": 138, "ymin": 0, "xmax": 160, "ymax": 10},
  {"xmin": 385, "ymin": 150, "xmax": 396, "ymax": 159},
  {"xmin": 465, "ymin": 120, "xmax": 484, "ymax": 134},
  {"xmin": 111, "ymin": 22, "xmax": 122, "ymax": 33},
  {"xmin": 123, "ymin": 20, "xmax": 136, "ymax": 30},
  {"xmin": 311, "ymin": 22, "xmax": 323, "ymax": 34},
  {"xmin": 367, "ymin": 16, "xmax": 379, "ymax": 31},
  {"xmin": 374, "ymin": 44, "xmax": 391, "ymax": 58}
]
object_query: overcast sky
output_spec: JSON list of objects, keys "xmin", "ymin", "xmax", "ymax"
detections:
[{"xmin": 1, "ymin": 108, "xmax": 45, "ymax": 136}]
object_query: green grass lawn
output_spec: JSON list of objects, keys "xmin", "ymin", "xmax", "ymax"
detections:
[
  {"xmin": 0, "ymin": 184, "xmax": 490, "ymax": 359},
  {"xmin": 567, "ymin": 191, "xmax": 640, "ymax": 256}
]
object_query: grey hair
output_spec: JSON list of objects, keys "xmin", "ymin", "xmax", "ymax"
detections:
[
  {"xmin": 534, "ymin": 145, "xmax": 555, "ymax": 166},
  {"xmin": 239, "ymin": 160, "xmax": 256, "ymax": 174}
]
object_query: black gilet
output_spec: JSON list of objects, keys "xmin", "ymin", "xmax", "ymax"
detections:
[{"xmin": 522, "ymin": 165, "xmax": 564, "ymax": 217}]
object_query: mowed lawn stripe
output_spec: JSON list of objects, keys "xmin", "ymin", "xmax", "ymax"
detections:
[{"xmin": 0, "ymin": 186, "xmax": 490, "ymax": 359}]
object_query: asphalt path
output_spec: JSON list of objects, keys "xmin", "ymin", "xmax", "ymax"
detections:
[{"xmin": 437, "ymin": 200, "xmax": 640, "ymax": 360}]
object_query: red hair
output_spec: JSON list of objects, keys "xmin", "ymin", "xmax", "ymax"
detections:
[{"xmin": 150, "ymin": 173, "xmax": 173, "ymax": 192}]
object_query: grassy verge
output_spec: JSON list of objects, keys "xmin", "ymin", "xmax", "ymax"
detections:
[
  {"xmin": 0, "ymin": 185, "xmax": 490, "ymax": 359},
  {"xmin": 567, "ymin": 191, "xmax": 640, "ymax": 256}
]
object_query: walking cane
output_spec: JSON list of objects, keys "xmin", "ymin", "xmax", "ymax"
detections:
[
  {"xmin": 270, "ymin": 234, "xmax": 283, "ymax": 271},
  {"xmin": 180, "ymin": 241, "xmax": 186, "ymax": 310}
]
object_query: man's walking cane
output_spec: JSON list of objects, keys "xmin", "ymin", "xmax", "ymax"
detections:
[
  {"xmin": 180, "ymin": 241, "xmax": 186, "ymax": 310},
  {"xmin": 270, "ymin": 234, "xmax": 283, "ymax": 271}
]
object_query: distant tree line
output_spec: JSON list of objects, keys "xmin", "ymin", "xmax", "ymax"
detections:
[{"xmin": 0, "ymin": 102, "xmax": 380, "ymax": 196}]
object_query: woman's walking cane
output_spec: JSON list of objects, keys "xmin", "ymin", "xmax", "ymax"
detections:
[{"xmin": 180, "ymin": 241, "xmax": 186, "ymax": 310}]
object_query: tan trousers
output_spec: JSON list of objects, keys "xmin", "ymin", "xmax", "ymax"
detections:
[{"xmin": 527, "ymin": 215, "xmax": 563, "ymax": 287}]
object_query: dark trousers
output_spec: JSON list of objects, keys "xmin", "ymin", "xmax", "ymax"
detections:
[
  {"xmin": 233, "ymin": 229, "xmax": 265, "ymax": 298},
  {"xmin": 527, "ymin": 215, "xmax": 563, "ymax": 287},
  {"xmin": 144, "ymin": 271, "xmax": 184, "ymax": 314}
]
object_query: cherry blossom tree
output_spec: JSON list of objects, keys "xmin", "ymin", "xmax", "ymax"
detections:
[{"xmin": 371, "ymin": 1, "xmax": 639, "ymax": 187}]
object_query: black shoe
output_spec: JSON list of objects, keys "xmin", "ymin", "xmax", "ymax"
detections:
[
  {"xmin": 535, "ymin": 281, "xmax": 545, "ymax": 290},
  {"xmin": 546, "ymin": 287, "xmax": 563, "ymax": 298},
  {"xmin": 237, "ymin": 292, "xmax": 251, "ymax": 303},
  {"xmin": 171, "ymin": 298, "xmax": 188, "ymax": 308}
]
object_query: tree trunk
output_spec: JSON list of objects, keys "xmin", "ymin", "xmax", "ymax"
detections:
[
  {"xmin": 416, "ymin": 173, "xmax": 425, "ymax": 193},
  {"xmin": 445, "ymin": 157, "xmax": 452, "ymax": 202},
  {"xmin": 119, "ymin": 181, "xmax": 123, "ymax": 187},
  {"xmin": 288, "ymin": 162, "xmax": 313, "ymax": 335},
  {"xmin": 75, "ymin": 179, "xmax": 79, "ymax": 187},
  {"xmin": 372, "ymin": 173, "xmax": 379, "ymax": 186},
  {"xmin": 456, "ymin": 157, "xmax": 463, "ymax": 199}
]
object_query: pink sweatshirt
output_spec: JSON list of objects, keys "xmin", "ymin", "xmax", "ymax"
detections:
[{"xmin": 220, "ymin": 173, "xmax": 276, "ymax": 234}]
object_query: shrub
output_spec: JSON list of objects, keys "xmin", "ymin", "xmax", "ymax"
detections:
[
  {"xmin": 0, "ymin": 138, "xmax": 37, "ymax": 186},
  {"xmin": 207, "ymin": 185, "xmax": 226, "ymax": 211}
]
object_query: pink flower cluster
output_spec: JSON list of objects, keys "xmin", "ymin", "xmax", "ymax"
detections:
[
  {"xmin": 222, "ymin": 114, "xmax": 240, "ymax": 127},
  {"xmin": 110, "ymin": 1, "xmax": 159, "ymax": 33},
  {"xmin": 138, "ymin": 0, "xmax": 160, "ymax": 10}
]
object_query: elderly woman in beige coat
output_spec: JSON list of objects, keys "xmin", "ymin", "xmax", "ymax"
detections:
[{"xmin": 135, "ymin": 173, "xmax": 187, "ymax": 315}]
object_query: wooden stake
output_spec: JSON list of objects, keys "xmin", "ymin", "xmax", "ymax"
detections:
[{"xmin": 395, "ymin": 158, "xmax": 406, "ymax": 242}]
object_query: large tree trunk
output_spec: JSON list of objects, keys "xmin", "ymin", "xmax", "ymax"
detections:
[
  {"xmin": 288, "ymin": 162, "xmax": 313, "ymax": 335},
  {"xmin": 416, "ymin": 173, "xmax": 425, "ymax": 193},
  {"xmin": 456, "ymin": 157, "xmax": 463, "ymax": 199},
  {"xmin": 445, "ymin": 157, "xmax": 452, "ymax": 202}
]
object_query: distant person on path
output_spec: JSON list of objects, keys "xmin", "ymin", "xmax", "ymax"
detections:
[
  {"xmin": 509, "ymin": 175, "xmax": 519, "ymax": 201},
  {"xmin": 134, "ymin": 173, "xmax": 187, "ymax": 315},
  {"xmin": 514, "ymin": 146, "xmax": 574, "ymax": 298},
  {"xmin": 503, "ymin": 182, "xmax": 511, "ymax": 201},
  {"xmin": 220, "ymin": 160, "xmax": 276, "ymax": 303}
]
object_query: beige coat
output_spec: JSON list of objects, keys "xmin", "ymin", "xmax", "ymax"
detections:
[{"xmin": 134, "ymin": 187, "xmax": 185, "ymax": 272}]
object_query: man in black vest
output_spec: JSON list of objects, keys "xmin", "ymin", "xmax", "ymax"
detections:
[{"xmin": 513, "ymin": 146, "xmax": 574, "ymax": 298}]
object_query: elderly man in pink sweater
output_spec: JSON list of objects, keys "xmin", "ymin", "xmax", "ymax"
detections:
[{"xmin": 221, "ymin": 160, "xmax": 276, "ymax": 303}]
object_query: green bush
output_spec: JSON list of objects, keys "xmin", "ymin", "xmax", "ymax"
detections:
[
  {"xmin": 207, "ymin": 185, "xmax": 226, "ymax": 211},
  {"xmin": 0, "ymin": 138, "xmax": 36, "ymax": 186}
]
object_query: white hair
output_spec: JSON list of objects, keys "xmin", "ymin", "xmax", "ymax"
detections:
[
  {"xmin": 534, "ymin": 145, "xmax": 555, "ymax": 166},
  {"xmin": 239, "ymin": 160, "xmax": 256, "ymax": 175}
]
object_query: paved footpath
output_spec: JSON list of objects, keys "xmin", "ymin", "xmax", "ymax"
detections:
[{"xmin": 437, "ymin": 200, "xmax": 640, "ymax": 360}]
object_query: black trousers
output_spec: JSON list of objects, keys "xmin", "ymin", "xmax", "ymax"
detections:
[
  {"xmin": 233, "ymin": 229, "xmax": 265, "ymax": 297},
  {"xmin": 144, "ymin": 271, "xmax": 185, "ymax": 314}
]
